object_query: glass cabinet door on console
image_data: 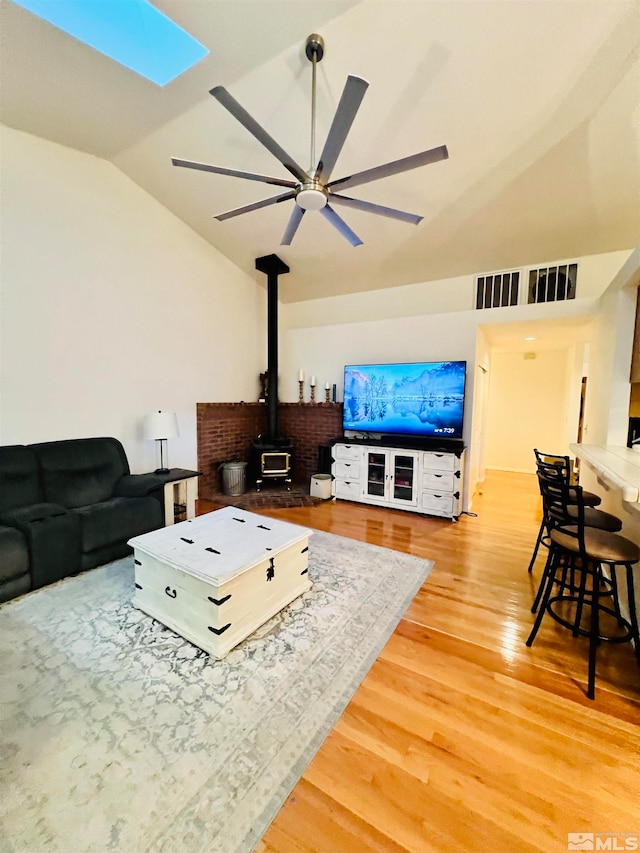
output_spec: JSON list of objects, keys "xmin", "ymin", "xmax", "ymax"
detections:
[
  {"xmin": 363, "ymin": 449, "xmax": 419, "ymax": 507},
  {"xmin": 365, "ymin": 451, "xmax": 387, "ymax": 500},
  {"xmin": 392, "ymin": 453, "xmax": 418, "ymax": 505}
]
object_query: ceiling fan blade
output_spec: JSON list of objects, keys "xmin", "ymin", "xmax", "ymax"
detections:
[
  {"xmin": 327, "ymin": 145, "xmax": 449, "ymax": 192},
  {"xmin": 214, "ymin": 191, "xmax": 295, "ymax": 222},
  {"xmin": 171, "ymin": 158, "xmax": 297, "ymax": 188},
  {"xmin": 320, "ymin": 204, "xmax": 363, "ymax": 246},
  {"xmin": 330, "ymin": 194, "xmax": 422, "ymax": 225},
  {"xmin": 315, "ymin": 75, "xmax": 369, "ymax": 184},
  {"xmin": 210, "ymin": 86, "xmax": 309, "ymax": 183},
  {"xmin": 281, "ymin": 206, "xmax": 305, "ymax": 246}
]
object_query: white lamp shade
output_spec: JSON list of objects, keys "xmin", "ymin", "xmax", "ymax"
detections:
[{"xmin": 143, "ymin": 411, "xmax": 179, "ymax": 441}]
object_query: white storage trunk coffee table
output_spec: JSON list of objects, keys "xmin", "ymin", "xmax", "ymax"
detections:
[{"xmin": 128, "ymin": 506, "xmax": 312, "ymax": 659}]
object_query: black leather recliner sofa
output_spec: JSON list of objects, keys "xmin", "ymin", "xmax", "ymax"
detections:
[{"xmin": 0, "ymin": 437, "xmax": 164, "ymax": 603}]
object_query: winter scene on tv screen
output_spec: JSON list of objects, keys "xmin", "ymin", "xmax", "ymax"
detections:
[{"xmin": 343, "ymin": 361, "xmax": 466, "ymax": 438}]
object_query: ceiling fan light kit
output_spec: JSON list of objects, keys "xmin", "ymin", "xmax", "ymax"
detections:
[
  {"xmin": 172, "ymin": 33, "xmax": 449, "ymax": 247},
  {"xmin": 296, "ymin": 184, "xmax": 327, "ymax": 211}
]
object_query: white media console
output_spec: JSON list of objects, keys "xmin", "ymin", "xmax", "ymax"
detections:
[{"xmin": 331, "ymin": 441, "xmax": 465, "ymax": 520}]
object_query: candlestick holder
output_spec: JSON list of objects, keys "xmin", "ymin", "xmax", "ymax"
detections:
[
  {"xmin": 298, "ymin": 380, "xmax": 304, "ymax": 403},
  {"xmin": 310, "ymin": 384, "xmax": 316, "ymax": 404},
  {"xmin": 325, "ymin": 387, "xmax": 330, "ymax": 403}
]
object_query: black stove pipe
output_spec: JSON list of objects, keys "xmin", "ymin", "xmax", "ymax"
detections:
[{"xmin": 255, "ymin": 254, "xmax": 290, "ymax": 441}]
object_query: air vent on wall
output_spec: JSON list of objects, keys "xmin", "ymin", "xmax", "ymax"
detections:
[
  {"xmin": 475, "ymin": 270, "xmax": 520, "ymax": 310},
  {"xmin": 527, "ymin": 263, "xmax": 577, "ymax": 304}
]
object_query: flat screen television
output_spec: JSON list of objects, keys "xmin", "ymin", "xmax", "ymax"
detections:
[{"xmin": 343, "ymin": 360, "xmax": 466, "ymax": 440}]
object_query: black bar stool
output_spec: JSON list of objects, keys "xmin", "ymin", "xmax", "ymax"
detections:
[
  {"xmin": 526, "ymin": 468, "xmax": 640, "ymax": 699},
  {"xmin": 527, "ymin": 449, "xmax": 620, "ymax": 574},
  {"xmin": 530, "ymin": 459, "xmax": 621, "ymax": 611}
]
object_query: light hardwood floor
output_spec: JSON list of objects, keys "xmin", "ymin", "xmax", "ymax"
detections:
[{"xmin": 201, "ymin": 470, "xmax": 640, "ymax": 852}]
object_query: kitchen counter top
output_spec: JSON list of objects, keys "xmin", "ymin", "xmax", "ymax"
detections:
[{"xmin": 569, "ymin": 444, "xmax": 640, "ymax": 503}]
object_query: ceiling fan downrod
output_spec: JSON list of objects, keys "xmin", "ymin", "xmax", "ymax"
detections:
[{"xmin": 305, "ymin": 34, "xmax": 324, "ymax": 177}]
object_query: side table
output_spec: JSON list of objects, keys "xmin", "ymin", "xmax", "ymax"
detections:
[{"xmin": 151, "ymin": 468, "xmax": 201, "ymax": 526}]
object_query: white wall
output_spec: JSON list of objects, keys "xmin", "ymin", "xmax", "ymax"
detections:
[
  {"xmin": 279, "ymin": 248, "xmax": 635, "ymax": 502},
  {"xmin": 281, "ymin": 308, "xmax": 478, "ymax": 408},
  {"xmin": 280, "ymin": 296, "xmax": 605, "ymax": 406},
  {"xmin": 0, "ymin": 126, "xmax": 264, "ymax": 472},
  {"xmin": 284, "ymin": 250, "xmax": 633, "ymax": 328},
  {"xmin": 575, "ymin": 256, "xmax": 640, "ymax": 632},
  {"xmin": 476, "ymin": 338, "xmax": 588, "ymax": 478},
  {"xmin": 469, "ymin": 328, "xmax": 491, "ymax": 495},
  {"xmin": 281, "ymin": 309, "xmax": 478, "ymax": 508},
  {"xmin": 582, "ymin": 251, "xmax": 640, "ymax": 446},
  {"xmin": 484, "ymin": 350, "xmax": 571, "ymax": 472},
  {"xmin": 565, "ymin": 343, "xmax": 589, "ymax": 449}
]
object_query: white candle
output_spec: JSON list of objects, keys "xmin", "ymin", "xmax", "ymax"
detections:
[
  {"xmin": 325, "ymin": 382, "xmax": 330, "ymax": 389},
  {"xmin": 310, "ymin": 375, "xmax": 316, "ymax": 386},
  {"xmin": 298, "ymin": 369, "xmax": 304, "ymax": 381}
]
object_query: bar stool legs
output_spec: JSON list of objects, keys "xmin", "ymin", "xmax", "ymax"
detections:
[
  {"xmin": 625, "ymin": 563, "xmax": 640, "ymax": 666},
  {"xmin": 525, "ymin": 465, "xmax": 640, "ymax": 699},
  {"xmin": 527, "ymin": 552, "xmax": 640, "ymax": 699},
  {"xmin": 527, "ymin": 519, "xmax": 547, "ymax": 574}
]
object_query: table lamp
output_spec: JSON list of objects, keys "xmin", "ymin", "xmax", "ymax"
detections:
[{"xmin": 143, "ymin": 410, "xmax": 179, "ymax": 473}]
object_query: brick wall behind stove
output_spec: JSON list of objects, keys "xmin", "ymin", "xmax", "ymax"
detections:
[
  {"xmin": 279, "ymin": 403, "xmax": 343, "ymax": 487},
  {"xmin": 197, "ymin": 403, "xmax": 267, "ymax": 497},
  {"xmin": 197, "ymin": 401, "xmax": 343, "ymax": 497}
]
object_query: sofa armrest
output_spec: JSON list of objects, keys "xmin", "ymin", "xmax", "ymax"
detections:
[{"xmin": 115, "ymin": 474, "xmax": 165, "ymax": 498}]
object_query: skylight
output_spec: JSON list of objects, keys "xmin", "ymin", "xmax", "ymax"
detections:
[{"xmin": 11, "ymin": 0, "xmax": 209, "ymax": 86}]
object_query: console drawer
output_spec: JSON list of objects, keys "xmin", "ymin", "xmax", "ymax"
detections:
[
  {"xmin": 422, "ymin": 451, "xmax": 456, "ymax": 472},
  {"xmin": 335, "ymin": 479, "xmax": 362, "ymax": 500},
  {"xmin": 421, "ymin": 491, "xmax": 454, "ymax": 516},
  {"xmin": 334, "ymin": 444, "xmax": 361, "ymax": 462},
  {"xmin": 421, "ymin": 471, "xmax": 455, "ymax": 491},
  {"xmin": 334, "ymin": 460, "xmax": 360, "ymax": 480}
]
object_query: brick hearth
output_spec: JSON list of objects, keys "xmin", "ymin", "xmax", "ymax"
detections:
[
  {"xmin": 206, "ymin": 484, "xmax": 324, "ymax": 511},
  {"xmin": 197, "ymin": 402, "xmax": 343, "ymax": 500}
]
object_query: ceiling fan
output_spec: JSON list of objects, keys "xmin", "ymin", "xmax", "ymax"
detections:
[{"xmin": 172, "ymin": 34, "xmax": 449, "ymax": 247}]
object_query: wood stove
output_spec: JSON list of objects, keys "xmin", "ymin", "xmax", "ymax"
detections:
[
  {"xmin": 252, "ymin": 439, "xmax": 293, "ymax": 490},
  {"xmin": 260, "ymin": 450, "xmax": 291, "ymax": 479},
  {"xmin": 253, "ymin": 254, "xmax": 293, "ymax": 490}
]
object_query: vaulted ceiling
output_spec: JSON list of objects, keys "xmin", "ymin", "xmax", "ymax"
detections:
[{"xmin": 1, "ymin": 0, "xmax": 639, "ymax": 302}]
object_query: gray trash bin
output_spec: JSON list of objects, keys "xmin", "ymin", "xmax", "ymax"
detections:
[{"xmin": 221, "ymin": 461, "xmax": 247, "ymax": 496}]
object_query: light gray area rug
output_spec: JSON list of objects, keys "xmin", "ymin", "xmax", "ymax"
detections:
[{"xmin": 0, "ymin": 531, "xmax": 434, "ymax": 853}]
